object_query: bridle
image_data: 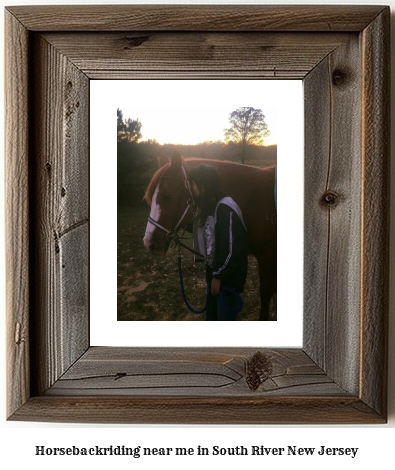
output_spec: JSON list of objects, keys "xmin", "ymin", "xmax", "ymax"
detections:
[{"xmin": 147, "ymin": 166, "xmax": 201, "ymax": 255}]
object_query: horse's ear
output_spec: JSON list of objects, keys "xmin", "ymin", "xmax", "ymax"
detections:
[
  {"xmin": 171, "ymin": 148, "xmax": 183, "ymax": 171},
  {"xmin": 159, "ymin": 154, "xmax": 169, "ymax": 167}
]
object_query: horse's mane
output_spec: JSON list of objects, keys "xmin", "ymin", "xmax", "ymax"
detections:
[{"xmin": 143, "ymin": 163, "xmax": 170, "ymax": 206}]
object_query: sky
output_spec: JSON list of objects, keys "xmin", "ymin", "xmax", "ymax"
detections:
[{"xmin": 111, "ymin": 80, "xmax": 291, "ymax": 146}]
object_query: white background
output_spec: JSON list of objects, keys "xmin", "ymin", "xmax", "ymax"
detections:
[
  {"xmin": 90, "ymin": 79, "xmax": 303, "ymax": 347},
  {"xmin": 1, "ymin": 0, "xmax": 394, "ymax": 468}
]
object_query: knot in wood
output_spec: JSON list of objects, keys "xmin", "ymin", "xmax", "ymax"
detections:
[
  {"xmin": 246, "ymin": 351, "xmax": 273, "ymax": 391},
  {"xmin": 332, "ymin": 68, "xmax": 348, "ymax": 87},
  {"xmin": 321, "ymin": 190, "xmax": 340, "ymax": 208},
  {"xmin": 124, "ymin": 35, "xmax": 149, "ymax": 48}
]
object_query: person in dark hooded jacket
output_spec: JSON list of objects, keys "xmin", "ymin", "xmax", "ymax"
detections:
[{"xmin": 189, "ymin": 164, "xmax": 248, "ymax": 321}]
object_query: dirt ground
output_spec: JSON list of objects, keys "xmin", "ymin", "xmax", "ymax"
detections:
[{"xmin": 117, "ymin": 206, "xmax": 276, "ymax": 321}]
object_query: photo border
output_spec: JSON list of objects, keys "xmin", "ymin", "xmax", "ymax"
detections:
[{"xmin": 5, "ymin": 5, "xmax": 390, "ymax": 423}]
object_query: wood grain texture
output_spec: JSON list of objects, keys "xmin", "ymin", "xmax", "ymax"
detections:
[
  {"xmin": 5, "ymin": 5, "xmax": 390, "ymax": 424},
  {"xmin": 59, "ymin": 225, "xmax": 89, "ymax": 368},
  {"xmin": 46, "ymin": 347, "xmax": 345, "ymax": 397},
  {"xmin": 6, "ymin": 5, "xmax": 386, "ymax": 32},
  {"xmin": 9, "ymin": 395, "xmax": 384, "ymax": 425},
  {"xmin": 360, "ymin": 8, "xmax": 390, "ymax": 418},
  {"xmin": 304, "ymin": 35, "xmax": 362, "ymax": 395},
  {"xmin": 304, "ymin": 56, "xmax": 332, "ymax": 369},
  {"xmin": 42, "ymin": 32, "xmax": 351, "ymax": 80},
  {"xmin": 5, "ymin": 11, "xmax": 30, "ymax": 418},
  {"xmin": 30, "ymin": 34, "xmax": 90, "ymax": 395}
]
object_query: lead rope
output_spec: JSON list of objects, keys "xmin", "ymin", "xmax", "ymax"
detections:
[
  {"xmin": 177, "ymin": 249, "xmax": 244, "ymax": 318},
  {"xmin": 178, "ymin": 250, "xmax": 210, "ymax": 314}
]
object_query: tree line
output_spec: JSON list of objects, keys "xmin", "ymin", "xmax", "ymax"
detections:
[{"xmin": 117, "ymin": 107, "xmax": 276, "ymax": 207}]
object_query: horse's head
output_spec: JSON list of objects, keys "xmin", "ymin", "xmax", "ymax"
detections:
[{"xmin": 143, "ymin": 149, "xmax": 193, "ymax": 255}]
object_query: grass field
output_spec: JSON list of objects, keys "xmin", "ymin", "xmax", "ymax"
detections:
[{"xmin": 118, "ymin": 205, "xmax": 276, "ymax": 321}]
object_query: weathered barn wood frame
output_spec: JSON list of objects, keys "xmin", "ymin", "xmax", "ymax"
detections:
[{"xmin": 5, "ymin": 5, "xmax": 390, "ymax": 423}]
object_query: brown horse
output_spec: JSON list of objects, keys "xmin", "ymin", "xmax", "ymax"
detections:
[{"xmin": 143, "ymin": 149, "xmax": 276, "ymax": 321}]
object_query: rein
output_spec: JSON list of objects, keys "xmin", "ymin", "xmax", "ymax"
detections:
[
  {"xmin": 178, "ymin": 254, "xmax": 209, "ymax": 314},
  {"xmin": 178, "ymin": 253, "xmax": 243, "ymax": 319}
]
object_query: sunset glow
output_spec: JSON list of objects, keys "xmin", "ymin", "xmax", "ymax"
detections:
[
  {"xmin": 111, "ymin": 80, "xmax": 288, "ymax": 146},
  {"xmin": 120, "ymin": 104, "xmax": 276, "ymax": 146}
]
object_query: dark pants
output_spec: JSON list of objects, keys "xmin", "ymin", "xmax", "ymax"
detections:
[{"xmin": 206, "ymin": 288, "xmax": 239, "ymax": 321}]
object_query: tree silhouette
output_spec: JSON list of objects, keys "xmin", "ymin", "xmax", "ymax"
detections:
[
  {"xmin": 224, "ymin": 107, "xmax": 270, "ymax": 164},
  {"xmin": 117, "ymin": 108, "xmax": 142, "ymax": 143}
]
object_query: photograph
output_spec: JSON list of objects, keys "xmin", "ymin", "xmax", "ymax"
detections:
[{"xmin": 116, "ymin": 85, "xmax": 278, "ymax": 322}]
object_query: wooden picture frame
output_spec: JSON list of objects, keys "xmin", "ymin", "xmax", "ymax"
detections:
[{"xmin": 5, "ymin": 5, "xmax": 390, "ymax": 424}]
